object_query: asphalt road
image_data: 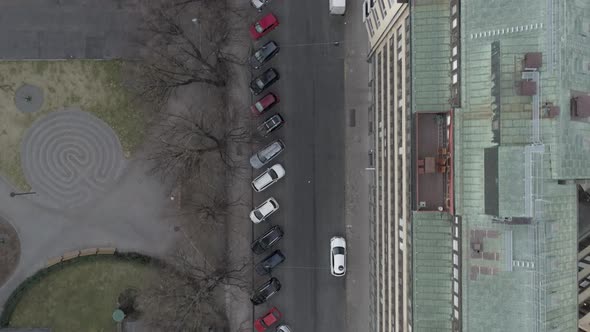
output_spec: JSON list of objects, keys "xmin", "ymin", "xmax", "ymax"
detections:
[{"xmin": 250, "ymin": 0, "xmax": 347, "ymax": 331}]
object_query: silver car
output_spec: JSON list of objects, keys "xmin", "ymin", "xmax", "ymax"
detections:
[
  {"xmin": 276, "ymin": 324, "xmax": 292, "ymax": 332},
  {"xmin": 250, "ymin": 0, "xmax": 271, "ymax": 11},
  {"xmin": 250, "ymin": 140, "xmax": 285, "ymax": 169}
]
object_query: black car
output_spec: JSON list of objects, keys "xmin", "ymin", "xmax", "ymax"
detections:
[
  {"xmin": 250, "ymin": 41, "xmax": 280, "ymax": 69},
  {"xmin": 251, "ymin": 225, "xmax": 284, "ymax": 254},
  {"xmin": 250, "ymin": 68, "xmax": 280, "ymax": 95},
  {"xmin": 250, "ymin": 277, "xmax": 281, "ymax": 305},
  {"xmin": 257, "ymin": 114, "xmax": 284, "ymax": 137},
  {"xmin": 255, "ymin": 250, "xmax": 286, "ymax": 275}
]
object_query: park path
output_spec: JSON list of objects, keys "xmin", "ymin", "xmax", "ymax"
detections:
[{"xmin": 0, "ymin": 154, "xmax": 180, "ymax": 310}]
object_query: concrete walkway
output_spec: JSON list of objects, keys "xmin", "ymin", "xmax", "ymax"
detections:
[
  {"xmin": 0, "ymin": 154, "xmax": 180, "ymax": 309},
  {"xmin": 342, "ymin": 1, "xmax": 372, "ymax": 332}
]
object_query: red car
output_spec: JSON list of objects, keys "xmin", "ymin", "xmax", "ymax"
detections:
[
  {"xmin": 250, "ymin": 13, "xmax": 280, "ymax": 40},
  {"xmin": 251, "ymin": 92, "xmax": 279, "ymax": 116},
  {"xmin": 254, "ymin": 307, "xmax": 282, "ymax": 332}
]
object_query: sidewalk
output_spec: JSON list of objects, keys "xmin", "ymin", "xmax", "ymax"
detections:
[
  {"xmin": 222, "ymin": 0, "xmax": 255, "ymax": 331},
  {"xmin": 342, "ymin": 1, "xmax": 371, "ymax": 332}
]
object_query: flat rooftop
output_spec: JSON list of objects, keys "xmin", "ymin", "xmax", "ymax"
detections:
[{"xmin": 458, "ymin": 0, "xmax": 587, "ymax": 331}]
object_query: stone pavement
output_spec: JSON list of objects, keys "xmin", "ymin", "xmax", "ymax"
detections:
[
  {"xmin": 342, "ymin": 1, "xmax": 372, "ymax": 331},
  {"xmin": 0, "ymin": 0, "xmax": 142, "ymax": 59},
  {"xmin": 0, "ymin": 153, "xmax": 180, "ymax": 310}
]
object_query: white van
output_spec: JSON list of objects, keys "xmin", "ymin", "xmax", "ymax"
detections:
[{"xmin": 330, "ymin": 0, "xmax": 346, "ymax": 15}]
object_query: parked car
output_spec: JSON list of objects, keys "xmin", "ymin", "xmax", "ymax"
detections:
[
  {"xmin": 276, "ymin": 325, "xmax": 292, "ymax": 332},
  {"xmin": 251, "ymin": 225, "xmax": 284, "ymax": 254},
  {"xmin": 250, "ymin": 139, "xmax": 285, "ymax": 169},
  {"xmin": 330, "ymin": 236, "xmax": 347, "ymax": 277},
  {"xmin": 252, "ymin": 164, "xmax": 286, "ymax": 192},
  {"xmin": 255, "ymin": 250, "xmax": 286, "ymax": 275},
  {"xmin": 250, "ymin": 13, "xmax": 280, "ymax": 40},
  {"xmin": 251, "ymin": 277, "xmax": 281, "ymax": 305},
  {"xmin": 250, "ymin": 197, "xmax": 279, "ymax": 223},
  {"xmin": 257, "ymin": 114, "xmax": 284, "ymax": 137},
  {"xmin": 250, "ymin": 68, "xmax": 280, "ymax": 95},
  {"xmin": 250, "ymin": 0, "xmax": 271, "ymax": 11},
  {"xmin": 254, "ymin": 307, "xmax": 282, "ymax": 332},
  {"xmin": 250, "ymin": 92, "xmax": 279, "ymax": 116},
  {"xmin": 250, "ymin": 41, "xmax": 280, "ymax": 69}
]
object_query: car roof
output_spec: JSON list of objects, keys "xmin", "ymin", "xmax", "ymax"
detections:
[
  {"xmin": 331, "ymin": 237, "xmax": 346, "ymax": 248},
  {"xmin": 270, "ymin": 164, "xmax": 285, "ymax": 177},
  {"xmin": 265, "ymin": 40, "xmax": 279, "ymax": 48},
  {"xmin": 259, "ymin": 13, "xmax": 277, "ymax": 26},
  {"xmin": 258, "ymin": 199, "xmax": 277, "ymax": 215},
  {"xmin": 262, "ymin": 141, "xmax": 283, "ymax": 155},
  {"xmin": 253, "ymin": 172, "xmax": 274, "ymax": 187},
  {"xmin": 258, "ymin": 225, "xmax": 282, "ymax": 245}
]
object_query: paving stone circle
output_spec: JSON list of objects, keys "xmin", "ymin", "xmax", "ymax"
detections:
[
  {"xmin": 14, "ymin": 84, "xmax": 44, "ymax": 113},
  {"xmin": 21, "ymin": 108, "xmax": 125, "ymax": 209}
]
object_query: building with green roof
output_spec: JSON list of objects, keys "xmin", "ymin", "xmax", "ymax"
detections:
[{"xmin": 366, "ymin": 0, "xmax": 590, "ymax": 331}]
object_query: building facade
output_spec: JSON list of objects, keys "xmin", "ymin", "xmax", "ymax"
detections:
[{"xmin": 365, "ymin": 1, "xmax": 412, "ymax": 331}]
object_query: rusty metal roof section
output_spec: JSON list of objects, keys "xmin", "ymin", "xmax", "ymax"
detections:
[
  {"xmin": 524, "ymin": 52, "xmax": 543, "ymax": 70},
  {"xmin": 571, "ymin": 95, "xmax": 590, "ymax": 119}
]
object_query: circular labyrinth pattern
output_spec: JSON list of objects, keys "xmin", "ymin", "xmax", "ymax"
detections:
[
  {"xmin": 21, "ymin": 109, "xmax": 125, "ymax": 210},
  {"xmin": 14, "ymin": 84, "xmax": 44, "ymax": 113}
]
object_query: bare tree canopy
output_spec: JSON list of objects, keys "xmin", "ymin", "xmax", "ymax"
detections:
[
  {"xmin": 136, "ymin": 0, "xmax": 244, "ymax": 104},
  {"xmin": 149, "ymin": 101, "xmax": 250, "ymax": 183},
  {"xmin": 139, "ymin": 250, "xmax": 250, "ymax": 331}
]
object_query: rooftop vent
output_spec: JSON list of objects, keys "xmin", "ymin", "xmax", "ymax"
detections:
[
  {"xmin": 572, "ymin": 95, "xmax": 590, "ymax": 118},
  {"xmin": 524, "ymin": 52, "xmax": 542, "ymax": 69}
]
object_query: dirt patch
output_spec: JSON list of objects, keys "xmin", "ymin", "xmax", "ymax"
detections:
[
  {"xmin": 0, "ymin": 60, "xmax": 146, "ymax": 190},
  {"xmin": 0, "ymin": 218, "xmax": 20, "ymax": 287}
]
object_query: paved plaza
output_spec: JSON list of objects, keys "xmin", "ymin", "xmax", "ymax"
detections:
[{"xmin": 0, "ymin": 0, "xmax": 142, "ymax": 59}]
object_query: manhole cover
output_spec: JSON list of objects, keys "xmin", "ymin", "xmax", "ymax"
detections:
[{"xmin": 15, "ymin": 84, "xmax": 44, "ymax": 113}]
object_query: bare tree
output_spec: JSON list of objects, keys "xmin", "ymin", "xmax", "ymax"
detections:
[
  {"xmin": 187, "ymin": 191, "xmax": 244, "ymax": 225},
  {"xmin": 148, "ymin": 101, "xmax": 251, "ymax": 183},
  {"xmin": 136, "ymin": 0, "xmax": 245, "ymax": 105},
  {"xmin": 140, "ymin": 250, "xmax": 250, "ymax": 331}
]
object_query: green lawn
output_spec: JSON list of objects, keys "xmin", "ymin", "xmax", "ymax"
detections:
[
  {"xmin": 8, "ymin": 256, "xmax": 155, "ymax": 332},
  {"xmin": 0, "ymin": 60, "xmax": 145, "ymax": 189}
]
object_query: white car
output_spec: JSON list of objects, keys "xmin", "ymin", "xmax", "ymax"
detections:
[
  {"xmin": 330, "ymin": 236, "xmax": 346, "ymax": 277},
  {"xmin": 252, "ymin": 164, "xmax": 285, "ymax": 192},
  {"xmin": 250, "ymin": 0, "xmax": 270, "ymax": 11},
  {"xmin": 276, "ymin": 324, "xmax": 292, "ymax": 332},
  {"xmin": 250, "ymin": 197, "xmax": 279, "ymax": 223}
]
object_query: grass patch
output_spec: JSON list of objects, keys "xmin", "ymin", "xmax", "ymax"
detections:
[
  {"xmin": 7, "ymin": 255, "xmax": 155, "ymax": 332},
  {"xmin": 0, "ymin": 60, "xmax": 145, "ymax": 189}
]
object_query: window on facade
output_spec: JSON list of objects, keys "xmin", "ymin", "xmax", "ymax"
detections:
[
  {"xmin": 452, "ymin": 46, "xmax": 458, "ymax": 57},
  {"xmin": 453, "ymin": 239, "xmax": 458, "ymax": 251},
  {"xmin": 452, "ymin": 4, "xmax": 457, "ymax": 15},
  {"xmin": 452, "ymin": 73, "xmax": 458, "ymax": 84},
  {"xmin": 364, "ymin": 1, "xmax": 371, "ymax": 18},
  {"xmin": 453, "ymin": 253, "xmax": 458, "ymax": 265},
  {"xmin": 378, "ymin": 0, "xmax": 387, "ymax": 17},
  {"xmin": 452, "ymin": 18, "xmax": 458, "ymax": 29}
]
